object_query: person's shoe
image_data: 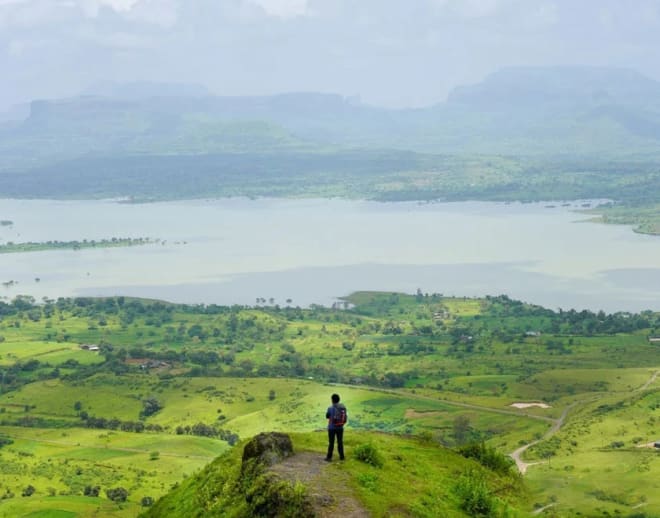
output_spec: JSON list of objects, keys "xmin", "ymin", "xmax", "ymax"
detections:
[
  {"xmin": 324, "ymin": 457, "xmax": 332, "ymax": 462},
  {"xmin": 340, "ymin": 456, "xmax": 345, "ymax": 461}
]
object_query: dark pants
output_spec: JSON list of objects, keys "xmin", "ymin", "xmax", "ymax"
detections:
[{"xmin": 327, "ymin": 427, "xmax": 344, "ymax": 460}]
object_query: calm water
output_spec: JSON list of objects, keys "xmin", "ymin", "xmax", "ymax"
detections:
[{"xmin": 0, "ymin": 198, "xmax": 659, "ymax": 312}]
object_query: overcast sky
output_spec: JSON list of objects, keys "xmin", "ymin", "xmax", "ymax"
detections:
[{"xmin": 2, "ymin": 0, "xmax": 660, "ymax": 110}]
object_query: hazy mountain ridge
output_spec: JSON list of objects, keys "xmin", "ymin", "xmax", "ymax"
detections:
[
  {"xmin": 3, "ymin": 65, "xmax": 660, "ymax": 170},
  {"xmin": 2, "ymin": 66, "xmax": 660, "ymax": 225},
  {"xmin": 446, "ymin": 66, "xmax": 660, "ymax": 109}
]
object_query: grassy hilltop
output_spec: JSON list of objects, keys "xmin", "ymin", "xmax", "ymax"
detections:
[
  {"xmin": 144, "ymin": 431, "xmax": 526, "ymax": 517},
  {"xmin": 0, "ymin": 292, "xmax": 658, "ymax": 516}
]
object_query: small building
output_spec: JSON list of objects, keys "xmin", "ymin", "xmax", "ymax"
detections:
[
  {"xmin": 79, "ymin": 344, "xmax": 100, "ymax": 351},
  {"xmin": 648, "ymin": 337, "xmax": 660, "ymax": 343}
]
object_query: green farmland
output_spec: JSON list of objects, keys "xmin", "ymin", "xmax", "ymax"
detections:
[{"xmin": 0, "ymin": 292, "xmax": 659, "ymax": 516}]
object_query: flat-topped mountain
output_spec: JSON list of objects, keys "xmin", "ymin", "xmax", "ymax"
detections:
[
  {"xmin": 447, "ymin": 66, "xmax": 660, "ymax": 109},
  {"xmin": 2, "ymin": 66, "xmax": 660, "ymax": 171}
]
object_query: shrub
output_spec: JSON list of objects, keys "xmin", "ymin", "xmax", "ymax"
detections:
[
  {"xmin": 245, "ymin": 476, "xmax": 313, "ymax": 517},
  {"xmin": 453, "ymin": 470, "xmax": 496, "ymax": 516},
  {"xmin": 354, "ymin": 443, "xmax": 384, "ymax": 468},
  {"xmin": 458, "ymin": 442, "xmax": 515, "ymax": 475},
  {"xmin": 106, "ymin": 487, "xmax": 128, "ymax": 503},
  {"xmin": 140, "ymin": 397, "xmax": 163, "ymax": 418},
  {"xmin": 83, "ymin": 485, "xmax": 100, "ymax": 497},
  {"xmin": 357, "ymin": 472, "xmax": 379, "ymax": 491}
]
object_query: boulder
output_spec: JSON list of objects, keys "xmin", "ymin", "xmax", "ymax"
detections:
[{"xmin": 242, "ymin": 432, "xmax": 294, "ymax": 470}]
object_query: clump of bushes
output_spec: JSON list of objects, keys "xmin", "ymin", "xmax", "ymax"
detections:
[
  {"xmin": 83, "ymin": 485, "xmax": 100, "ymax": 497},
  {"xmin": 245, "ymin": 476, "xmax": 312, "ymax": 517},
  {"xmin": 457, "ymin": 442, "xmax": 515, "ymax": 475},
  {"xmin": 453, "ymin": 469, "xmax": 497, "ymax": 517},
  {"xmin": 106, "ymin": 487, "xmax": 128, "ymax": 503},
  {"xmin": 0, "ymin": 435, "xmax": 13, "ymax": 449},
  {"xmin": 354, "ymin": 443, "xmax": 384, "ymax": 468},
  {"xmin": 356, "ymin": 472, "xmax": 379, "ymax": 491}
]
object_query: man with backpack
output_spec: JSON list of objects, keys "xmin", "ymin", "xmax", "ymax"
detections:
[{"xmin": 325, "ymin": 393, "xmax": 347, "ymax": 461}]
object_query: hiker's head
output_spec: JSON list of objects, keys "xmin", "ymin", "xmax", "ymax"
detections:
[{"xmin": 331, "ymin": 393, "xmax": 340, "ymax": 404}]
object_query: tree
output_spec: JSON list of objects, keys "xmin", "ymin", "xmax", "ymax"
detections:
[
  {"xmin": 84, "ymin": 485, "xmax": 100, "ymax": 497},
  {"xmin": 106, "ymin": 487, "xmax": 128, "ymax": 503},
  {"xmin": 453, "ymin": 415, "xmax": 471, "ymax": 445},
  {"xmin": 140, "ymin": 397, "xmax": 163, "ymax": 418}
]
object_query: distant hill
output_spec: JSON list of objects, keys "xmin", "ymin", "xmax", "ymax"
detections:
[
  {"xmin": 3, "ymin": 66, "xmax": 660, "ymax": 206},
  {"xmin": 2, "ymin": 66, "xmax": 660, "ymax": 173},
  {"xmin": 428, "ymin": 66, "xmax": 660, "ymax": 153},
  {"xmin": 447, "ymin": 66, "xmax": 660, "ymax": 109}
]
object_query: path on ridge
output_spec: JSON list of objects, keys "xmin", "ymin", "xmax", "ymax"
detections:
[{"xmin": 270, "ymin": 451, "xmax": 369, "ymax": 517}]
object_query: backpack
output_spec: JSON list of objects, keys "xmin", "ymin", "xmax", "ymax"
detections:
[{"xmin": 332, "ymin": 405, "xmax": 347, "ymax": 427}]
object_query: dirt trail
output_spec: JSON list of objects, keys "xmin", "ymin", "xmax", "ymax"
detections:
[
  {"xmin": 511, "ymin": 369, "xmax": 660, "ymax": 475},
  {"xmin": 636, "ymin": 370, "xmax": 659, "ymax": 391},
  {"xmin": 532, "ymin": 503, "xmax": 557, "ymax": 515},
  {"xmin": 510, "ymin": 402, "xmax": 578, "ymax": 474},
  {"xmin": 330, "ymin": 382, "xmax": 555, "ymax": 424},
  {"xmin": 270, "ymin": 451, "xmax": 370, "ymax": 517}
]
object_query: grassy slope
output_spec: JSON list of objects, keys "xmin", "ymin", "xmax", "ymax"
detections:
[
  {"xmin": 524, "ymin": 388, "xmax": 660, "ymax": 515},
  {"xmin": 144, "ymin": 431, "xmax": 528, "ymax": 518}
]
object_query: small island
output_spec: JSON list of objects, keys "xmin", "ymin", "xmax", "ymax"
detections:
[
  {"xmin": 0, "ymin": 220, "xmax": 13, "ymax": 226},
  {"xmin": 0, "ymin": 237, "xmax": 159, "ymax": 254}
]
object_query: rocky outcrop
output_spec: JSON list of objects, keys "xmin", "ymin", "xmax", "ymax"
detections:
[
  {"xmin": 241, "ymin": 432, "xmax": 294, "ymax": 471},
  {"xmin": 240, "ymin": 432, "xmax": 315, "ymax": 517}
]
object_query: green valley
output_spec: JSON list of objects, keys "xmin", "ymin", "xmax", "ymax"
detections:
[{"xmin": 0, "ymin": 293, "xmax": 658, "ymax": 516}]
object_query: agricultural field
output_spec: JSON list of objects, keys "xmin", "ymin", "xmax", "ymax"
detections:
[{"xmin": 0, "ymin": 292, "xmax": 659, "ymax": 516}]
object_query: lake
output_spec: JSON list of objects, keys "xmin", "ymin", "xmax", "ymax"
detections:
[{"xmin": 0, "ymin": 198, "xmax": 659, "ymax": 312}]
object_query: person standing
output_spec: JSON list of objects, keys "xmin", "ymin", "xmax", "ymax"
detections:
[{"xmin": 325, "ymin": 393, "xmax": 347, "ymax": 461}]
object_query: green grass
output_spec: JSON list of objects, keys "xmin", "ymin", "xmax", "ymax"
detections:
[
  {"xmin": 0, "ymin": 293, "xmax": 658, "ymax": 516},
  {"xmin": 0, "ymin": 496, "xmax": 137, "ymax": 518},
  {"xmin": 145, "ymin": 431, "xmax": 529, "ymax": 517}
]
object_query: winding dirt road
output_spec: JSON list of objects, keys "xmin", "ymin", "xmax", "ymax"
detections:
[
  {"xmin": 509, "ymin": 402, "xmax": 577, "ymax": 474},
  {"xmin": 510, "ymin": 369, "xmax": 659, "ymax": 475}
]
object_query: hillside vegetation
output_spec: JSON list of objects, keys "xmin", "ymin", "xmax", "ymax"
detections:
[
  {"xmin": 0, "ymin": 292, "xmax": 659, "ymax": 516},
  {"xmin": 144, "ymin": 431, "xmax": 526, "ymax": 517},
  {"xmin": 2, "ymin": 66, "xmax": 660, "ymax": 234}
]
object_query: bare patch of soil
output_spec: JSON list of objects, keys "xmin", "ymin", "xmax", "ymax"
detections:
[
  {"xmin": 636, "ymin": 442, "xmax": 660, "ymax": 449},
  {"xmin": 510, "ymin": 402, "xmax": 551, "ymax": 409},
  {"xmin": 404, "ymin": 408, "xmax": 443, "ymax": 419}
]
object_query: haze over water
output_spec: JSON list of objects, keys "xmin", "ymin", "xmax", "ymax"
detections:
[{"xmin": 1, "ymin": 198, "xmax": 659, "ymax": 312}]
